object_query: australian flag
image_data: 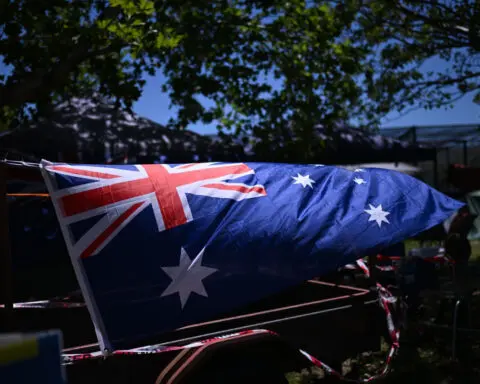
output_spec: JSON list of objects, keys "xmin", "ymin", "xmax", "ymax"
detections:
[{"xmin": 41, "ymin": 161, "xmax": 462, "ymax": 350}]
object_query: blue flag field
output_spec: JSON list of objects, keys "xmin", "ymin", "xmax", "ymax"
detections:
[{"xmin": 40, "ymin": 161, "xmax": 463, "ymax": 350}]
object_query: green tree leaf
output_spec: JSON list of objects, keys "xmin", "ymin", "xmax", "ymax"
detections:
[{"xmin": 1, "ymin": 0, "xmax": 478, "ymax": 160}]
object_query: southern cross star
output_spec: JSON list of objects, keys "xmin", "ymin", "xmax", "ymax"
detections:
[
  {"xmin": 353, "ymin": 177, "xmax": 366, "ymax": 185},
  {"xmin": 364, "ymin": 204, "xmax": 390, "ymax": 227},
  {"xmin": 161, "ymin": 247, "xmax": 218, "ymax": 309},
  {"xmin": 292, "ymin": 173, "xmax": 315, "ymax": 188}
]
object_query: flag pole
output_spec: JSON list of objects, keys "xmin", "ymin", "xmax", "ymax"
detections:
[{"xmin": 0, "ymin": 162, "xmax": 14, "ymax": 330}]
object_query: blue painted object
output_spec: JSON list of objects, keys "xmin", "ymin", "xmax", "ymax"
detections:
[{"xmin": 0, "ymin": 330, "xmax": 66, "ymax": 384}]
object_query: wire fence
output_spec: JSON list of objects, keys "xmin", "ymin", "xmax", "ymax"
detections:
[{"xmin": 381, "ymin": 124, "xmax": 480, "ymax": 148}]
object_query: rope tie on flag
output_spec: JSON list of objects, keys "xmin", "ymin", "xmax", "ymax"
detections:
[{"xmin": 62, "ymin": 259, "xmax": 404, "ymax": 383}]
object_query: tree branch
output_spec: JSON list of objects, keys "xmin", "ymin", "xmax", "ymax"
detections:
[
  {"xmin": 381, "ymin": 90, "xmax": 466, "ymax": 125},
  {"xmin": 396, "ymin": 1, "xmax": 470, "ymax": 40},
  {"xmin": 412, "ymin": 71, "xmax": 480, "ymax": 88},
  {"xmin": 0, "ymin": 41, "xmax": 123, "ymax": 110},
  {"xmin": 0, "ymin": 6, "xmax": 124, "ymax": 111}
]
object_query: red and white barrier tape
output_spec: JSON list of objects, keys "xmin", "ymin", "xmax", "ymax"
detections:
[
  {"xmin": 342, "ymin": 253, "xmax": 454, "ymax": 274},
  {"xmin": 0, "ymin": 300, "xmax": 85, "ymax": 309},
  {"xmin": 62, "ymin": 259, "xmax": 403, "ymax": 382},
  {"xmin": 342, "ymin": 261, "xmax": 396, "ymax": 273}
]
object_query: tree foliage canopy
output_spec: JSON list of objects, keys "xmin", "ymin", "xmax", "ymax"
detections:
[
  {"xmin": 354, "ymin": 0, "xmax": 479, "ymax": 120},
  {"xmin": 1, "ymin": 0, "xmax": 478, "ymax": 159}
]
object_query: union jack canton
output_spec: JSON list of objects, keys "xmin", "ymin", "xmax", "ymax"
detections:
[{"xmin": 42, "ymin": 162, "xmax": 267, "ymax": 259}]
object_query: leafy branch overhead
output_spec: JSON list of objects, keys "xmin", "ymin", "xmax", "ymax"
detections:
[
  {"xmin": 0, "ymin": 0, "xmax": 478, "ymax": 156},
  {"xmin": 0, "ymin": 0, "xmax": 183, "ymax": 118},
  {"xmin": 353, "ymin": 0, "xmax": 480, "ymax": 115}
]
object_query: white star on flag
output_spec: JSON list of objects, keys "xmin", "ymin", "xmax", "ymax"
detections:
[
  {"xmin": 312, "ymin": 164, "xmax": 325, "ymax": 167},
  {"xmin": 161, "ymin": 247, "xmax": 218, "ymax": 309},
  {"xmin": 354, "ymin": 168, "xmax": 365, "ymax": 172},
  {"xmin": 292, "ymin": 173, "xmax": 315, "ymax": 188},
  {"xmin": 364, "ymin": 204, "xmax": 390, "ymax": 227},
  {"xmin": 354, "ymin": 177, "xmax": 366, "ymax": 185}
]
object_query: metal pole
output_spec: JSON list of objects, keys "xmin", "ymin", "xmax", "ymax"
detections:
[
  {"xmin": 463, "ymin": 141, "xmax": 468, "ymax": 166},
  {"xmin": 0, "ymin": 163, "xmax": 14, "ymax": 330},
  {"xmin": 452, "ymin": 299, "xmax": 461, "ymax": 360}
]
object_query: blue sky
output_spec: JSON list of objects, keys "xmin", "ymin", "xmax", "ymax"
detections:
[
  {"xmin": 133, "ymin": 54, "xmax": 479, "ymax": 135},
  {"xmin": 1, "ymin": 55, "xmax": 478, "ymax": 134},
  {"xmin": 134, "ymin": 71, "xmax": 478, "ymax": 135}
]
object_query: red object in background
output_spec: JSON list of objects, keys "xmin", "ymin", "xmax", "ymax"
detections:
[
  {"xmin": 448, "ymin": 164, "xmax": 480, "ymax": 193},
  {"xmin": 376, "ymin": 255, "xmax": 401, "ymax": 262},
  {"xmin": 375, "ymin": 253, "xmax": 454, "ymax": 267}
]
